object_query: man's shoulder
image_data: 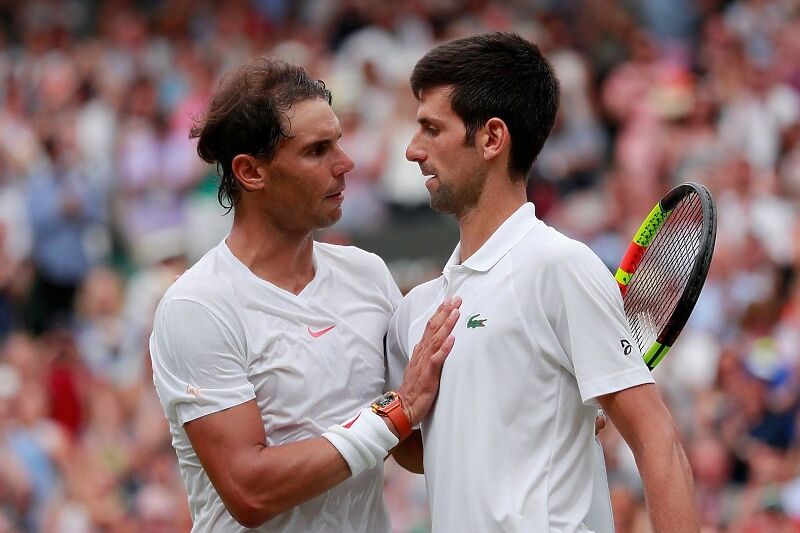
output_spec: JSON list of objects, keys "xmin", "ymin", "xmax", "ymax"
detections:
[
  {"xmin": 161, "ymin": 245, "xmax": 237, "ymax": 309},
  {"xmin": 516, "ymin": 223, "xmax": 601, "ymax": 268},
  {"xmin": 396, "ymin": 276, "xmax": 442, "ymax": 316},
  {"xmin": 315, "ymin": 240, "xmax": 382, "ymax": 263},
  {"xmin": 403, "ymin": 276, "xmax": 441, "ymax": 300},
  {"xmin": 315, "ymin": 241, "xmax": 390, "ymax": 278},
  {"xmin": 511, "ymin": 225, "xmax": 617, "ymax": 307},
  {"xmin": 387, "ymin": 275, "xmax": 442, "ymax": 343}
]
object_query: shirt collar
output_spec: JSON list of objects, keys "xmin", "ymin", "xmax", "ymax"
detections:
[{"xmin": 444, "ymin": 202, "xmax": 541, "ymax": 273}]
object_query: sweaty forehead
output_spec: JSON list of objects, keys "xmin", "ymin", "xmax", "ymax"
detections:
[
  {"xmin": 285, "ymin": 98, "xmax": 341, "ymax": 138},
  {"xmin": 417, "ymin": 86, "xmax": 457, "ymax": 121}
]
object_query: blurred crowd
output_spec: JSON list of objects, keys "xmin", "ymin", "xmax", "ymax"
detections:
[{"xmin": 1, "ymin": 0, "xmax": 800, "ymax": 532}]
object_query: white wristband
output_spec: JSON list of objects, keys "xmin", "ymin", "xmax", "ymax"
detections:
[{"xmin": 322, "ymin": 407, "xmax": 399, "ymax": 478}]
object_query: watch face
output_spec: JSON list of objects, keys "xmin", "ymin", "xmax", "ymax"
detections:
[{"xmin": 374, "ymin": 392, "xmax": 398, "ymax": 409}]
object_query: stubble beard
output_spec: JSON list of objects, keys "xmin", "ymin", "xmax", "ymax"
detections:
[{"xmin": 429, "ymin": 168, "xmax": 487, "ymax": 218}]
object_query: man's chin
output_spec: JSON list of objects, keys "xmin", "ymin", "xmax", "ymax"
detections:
[
  {"xmin": 316, "ymin": 208, "xmax": 343, "ymax": 229},
  {"xmin": 429, "ymin": 196, "xmax": 454, "ymax": 215}
]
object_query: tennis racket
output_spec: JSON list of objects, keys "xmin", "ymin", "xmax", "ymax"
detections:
[{"xmin": 615, "ymin": 182, "xmax": 717, "ymax": 370}]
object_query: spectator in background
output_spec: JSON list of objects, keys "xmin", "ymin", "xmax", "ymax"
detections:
[
  {"xmin": 26, "ymin": 131, "xmax": 105, "ymax": 334},
  {"xmin": 336, "ymin": 105, "xmax": 389, "ymax": 233},
  {"xmin": 602, "ymin": 29, "xmax": 673, "ymax": 209},
  {"xmin": 73, "ymin": 267, "xmax": 125, "ymax": 384},
  {"xmin": 115, "ymin": 77, "xmax": 202, "ymax": 269},
  {"xmin": 0, "ymin": 225, "xmax": 16, "ymax": 339},
  {"xmin": 536, "ymin": 15, "xmax": 607, "ymax": 194},
  {"xmin": 5, "ymin": 381, "xmax": 68, "ymax": 532},
  {"xmin": 718, "ymin": 62, "xmax": 800, "ymax": 171},
  {"xmin": 689, "ymin": 435, "xmax": 737, "ymax": 530}
]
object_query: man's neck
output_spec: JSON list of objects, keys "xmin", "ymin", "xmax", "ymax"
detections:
[
  {"xmin": 456, "ymin": 181, "xmax": 527, "ymax": 263},
  {"xmin": 225, "ymin": 210, "xmax": 316, "ymax": 295}
]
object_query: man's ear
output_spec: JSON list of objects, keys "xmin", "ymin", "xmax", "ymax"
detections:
[
  {"xmin": 480, "ymin": 117, "xmax": 510, "ymax": 162},
  {"xmin": 231, "ymin": 154, "xmax": 267, "ymax": 192}
]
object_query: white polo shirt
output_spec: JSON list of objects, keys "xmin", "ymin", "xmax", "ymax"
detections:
[
  {"xmin": 387, "ymin": 203, "xmax": 653, "ymax": 533},
  {"xmin": 150, "ymin": 239, "xmax": 402, "ymax": 533}
]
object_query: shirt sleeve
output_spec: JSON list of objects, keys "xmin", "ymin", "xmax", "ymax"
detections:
[
  {"xmin": 377, "ymin": 256, "xmax": 406, "ymax": 392},
  {"xmin": 150, "ymin": 298, "xmax": 255, "ymax": 426},
  {"xmin": 385, "ymin": 297, "xmax": 411, "ymax": 393},
  {"xmin": 542, "ymin": 242, "xmax": 654, "ymax": 404},
  {"xmin": 383, "ymin": 260, "xmax": 403, "ymax": 313}
]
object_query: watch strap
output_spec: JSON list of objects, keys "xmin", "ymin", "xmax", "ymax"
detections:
[{"xmin": 372, "ymin": 392, "xmax": 413, "ymax": 440}]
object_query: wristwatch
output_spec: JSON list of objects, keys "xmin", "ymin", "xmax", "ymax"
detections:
[{"xmin": 370, "ymin": 391, "xmax": 412, "ymax": 440}]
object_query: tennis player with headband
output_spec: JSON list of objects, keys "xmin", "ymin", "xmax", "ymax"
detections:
[
  {"xmin": 149, "ymin": 58, "xmax": 459, "ymax": 532},
  {"xmin": 387, "ymin": 32, "xmax": 700, "ymax": 532}
]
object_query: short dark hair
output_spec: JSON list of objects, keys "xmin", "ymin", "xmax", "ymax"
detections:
[
  {"xmin": 190, "ymin": 58, "xmax": 332, "ymax": 209},
  {"xmin": 410, "ymin": 32, "xmax": 559, "ymax": 179}
]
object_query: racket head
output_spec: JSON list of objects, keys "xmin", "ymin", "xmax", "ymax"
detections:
[{"xmin": 616, "ymin": 182, "xmax": 717, "ymax": 370}]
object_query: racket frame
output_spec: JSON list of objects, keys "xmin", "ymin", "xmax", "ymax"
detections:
[{"xmin": 615, "ymin": 183, "xmax": 717, "ymax": 370}]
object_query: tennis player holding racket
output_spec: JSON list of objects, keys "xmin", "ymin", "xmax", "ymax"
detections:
[{"xmin": 388, "ymin": 32, "xmax": 701, "ymax": 532}]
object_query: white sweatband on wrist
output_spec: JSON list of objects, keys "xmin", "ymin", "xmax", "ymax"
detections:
[{"xmin": 322, "ymin": 407, "xmax": 399, "ymax": 478}]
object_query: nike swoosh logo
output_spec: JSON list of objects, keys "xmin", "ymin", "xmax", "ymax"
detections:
[
  {"xmin": 307, "ymin": 325, "xmax": 336, "ymax": 338},
  {"xmin": 343, "ymin": 412, "xmax": 360, "ymax": 428}
]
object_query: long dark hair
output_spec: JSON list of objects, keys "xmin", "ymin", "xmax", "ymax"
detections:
[{"xmin": 190, "ymin": 58, "xmax": 332, "ymax": 209}]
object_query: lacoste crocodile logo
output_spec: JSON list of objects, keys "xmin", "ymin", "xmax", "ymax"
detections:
[{"xmin": 467, "ymin": 314, "xmax": 487, "ymax": 329}]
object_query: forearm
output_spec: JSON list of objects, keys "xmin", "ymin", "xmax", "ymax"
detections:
[
  {"xmin": 633, "ymin": 433, "xmax": 699, "ymax": 533},
  {"xmin": 221, "ymin": 437, "xmax": 350, "ymax": 527},
  {"xmin": 599, "ymin": 385, "xmax": 700, "ymax": 533},
  {"xmin": 186, "ymin": 400, "xmax": 399, "ymax": 529},
  {"xmin": 204, "ymin": 407, "xmax": 403, "ymax": 528},
  {"xmin": 390, "ymin": 430, "xmax": 424, "ymax": 474}
]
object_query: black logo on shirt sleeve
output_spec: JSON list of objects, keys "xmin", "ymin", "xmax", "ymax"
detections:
[{"xmin": 620, "ymin": 339, "xmax": 633, "ymax": 356}]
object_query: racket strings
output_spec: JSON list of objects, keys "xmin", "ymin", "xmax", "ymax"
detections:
[{"xmin": 625, "ymin": 194, "xmax": 703, "ymax": 352}]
